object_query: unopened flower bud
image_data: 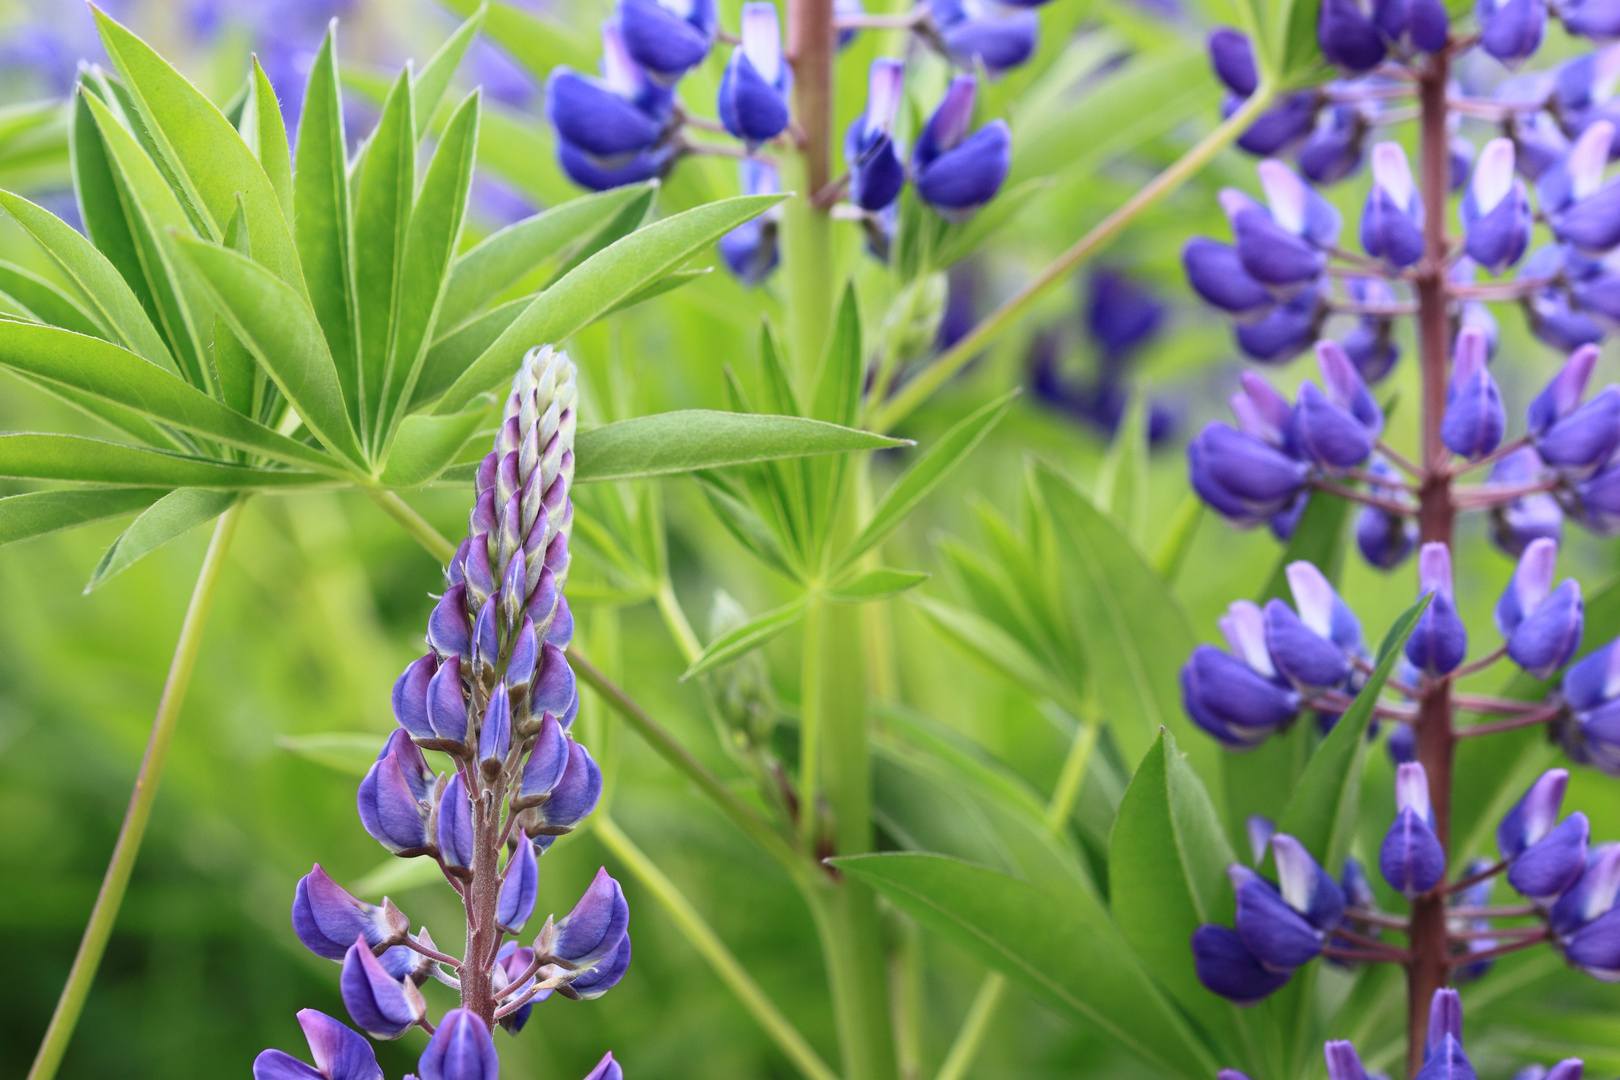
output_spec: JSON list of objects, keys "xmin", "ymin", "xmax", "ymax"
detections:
[
  {"xmin": 928, "ymin": 0, "xmax": 1039, "ymax": 73},
  {"xmin": 1463, "ymin": 139, "xmax": 1532, "ymax": 274},
  {"xmin": 437, "ymin": 772, "xmax": 475, "ymax": 869},
  {"xmin": 358, "ymin": 733, "xmax": 435, "ymax": 854},
  {"xmin": 1208, "ymin": 28, "xmax": 1258, "ymax": 95},
  {"xmin": 418, "ymin": 1009, "xmax": 498, "ymax": 1080},
  {"xmin": 1182, "ymin": 237, "xmax": 1273, "ymax": 315},
  {"xmin": 1191, "ymin": 923, "xmax": 1291, "ymax": 1002},
  {"xmin": 392, "ymin": 654, "xmax": 437, "ymax": 740},
  {"xmin": 1479, "ymin": 0, "xmax": 1547, "ymax": 66},
  {"xmin": 847, "ymin": 59, "xmax": 906, "ymax": 212},
  {"xmin": 498, "ymin": 834, "xmax": 540, "ymax": 934},
  {"xmin": 1508, "ymin": 811, "xmax": 1589, "ymax": 902},
  {"xmin": 1318, "ymin": 0, "xmax": 1386, "ymax": 70},
  {"xmin": 427, "ymin": 655, "xmax": 468, "ymax": 744},
  {"xmin": 1361, "ymin": 143, "xmax": 1424, "ymax": 268},
  {"xmin": 581, "ymin": 1053, "xmax": 624, "ymax": 1080},
  {"xmin": 1407, "ymin": 543, "xmax": 1468, "ymax": 675},
  {"xmin": 619, "ymin": 0, "xmax": 716, "ymax": 84},
  {"xmin": 1441, "ymin": 328, "xmax": 1505, "ymax": 459},
  {"xmin": 1496, "ymin": 541, "xmax": 1584, "ymax": 677},
  {"xmin": 252, "ymin": 1010, "xmax": 380, "ymax": 1080},
  {"xmin": 720, "ymin": 159, "xmax": 782, "ymax": 287},
  {"xmin": 530, "ymin": 740, "xmax": 603, "ymax": 833},
  {"xmin": 552, "ymin": 867, "xmax": 632, "ymax": 998},
  {"xmin": 340, "ymin": 937, "xmax": 425, "ymax": 1040},
  {"xmin": 1499, "ymin": 768, "xmax": 1570, "ymax": 861},
  {"xmin": 912, "ymin": 76, "xmax": 1011, "ymax": 222},
  {"xmin": 719, "ymin": 3, "xmax": 790, "ymax": 146},
  {"xmin": 1189, "ymin": 423, "xmax": 1309, "ymax": 526},
  {"xmin": 1380, "ymin": 762, "xmax": 1446, "ymax": 896},
  {"xmin": 291, "ymin": 865, "xmax": 409, "ymax": 962}
]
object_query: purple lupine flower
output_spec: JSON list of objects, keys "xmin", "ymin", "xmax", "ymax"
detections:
[
  {"xmin": 618, "ymin": 0, "xmax": 717, "ymax": 84},
  {"xmin": 1318, "ymin": 0, "xmax": 1386, "ymax": 70},
  {"xmin": 493, "ymin": 942, "xmax": 542, "ymax": 1032},
  {"xmin": 358, "ymin": 730, "xmax": 436, "ymax": 854},
  {"xmin": 1361, "ymin": 143, "xmax": 1424, "ymax": 268},
  {"xmin": 1499, "ymin": 768, "xmax": 1569, "ymax": 861},
  {"xmin": 1209, "ymin": 28, "xmax": 1258, "ymax": 96},
  {"xmin": 418, "ymin": 1010, "xmax": 499, "ymax": 1080},
  {"xmin": 1387, "ymin": 721, "xmax": 1416, "ymax": 763},
  {"xmin": 1420, "ymin": 990, "xmax": 1475, "ymax": 1080},
  {"xmin": 1191, "ymin": 924, "xmax": 1292, "ymax": 1002},
  {"xmin": 291, "ymin": 865, "xmax": 408, "ymax": 963},
  {"xmin": 1226, "ymin": 162, "xmax": 1340, "ymax": 288},
  {"xmin": 846, "ymin": 59, "xmax": 907, "ymax": 212},
  {"xmin": 581, "ymin": 1053, "xmax": 624, "ymax": 1080},
  {"xmin": 1188, "ymin": 424, "xmax": 1310, "ymax": 527},
  {"xmin": 252, "ymin": 1009, "xmax": 383, "ymax": 1080},
  {"xmin": 1293, "ymin": 340, "xmax": 1382, "ymax": 471},
  {"xmin": 1550, "ymin": 122, "xmax": 1620, "ymax": 254},
  {"xmin": 550, "ymin": 867, "xmax": 633, "ymax": 998},
  {"xmin": 1490, "ymin": 446, "xmax": 1564, "ymax": 554},
  {"xmin": 719, "ymin": 3, "xmax": 791, "ymax": 146},
  {"xmin": 527, "ymin": 739, "xmax": 604, "ymax": 835},
  {"xmin": 437, "ymin": 772, "xmax": 476, "ymax": 869},
  {"xmin": 1378, "ymin": 0, "xmax": 1450, "ymax": 49},
  {"xmin": 1495, "ymin": 540, "xmax": 1584, "ymax": 677},
  {"xmin": 1181, "ymin": 602, "xmax": 1302, "ymax": 745},
  {"xmin": 1380, "ymin": 762, "xmax": 1447, "ymax": 896},
  {"xmin": 1088, "ymin": 270, "xmax": 1166, "ymax": 365},
  {"xmin": 912, "ymin": 75, "xmax": 1012, "ymax": 221},
  {"xmin": 1406, "ymin": 543, "xmax": 1467, "ymax": 675},
  {"xmin": 1553, "ymin": 45, "xmax": 1620, "ymax": 136},
  {"xmin": 1230, "ymin": 864, "xmax": 1326, "ymax": 968},
  {"xmin": 497, "ymin": 835, "xmax": 540, "ymax": 934},
  {"xmin": 1563, "ymin": 0, "xmax": 1620, "ymax": 36},
  {"xmin": 340, "ymin": 937, "xmax": 427, "ymax": 1040},
  {"xmin": 1441, "ymin": 327, "xmax": 1506, "ymax": 459},
  {"xmin": 1462, "ymin": 139, "xmax": 1532, "ymax": 273},
  {"xmin": 1325, "ymin": 1039, "xmax": 1371, "ymax": 1080},
  {"xmin": 1230, "ymin": 371, "xmax": 1297, "ymax": 452},
  {"xmin": 1237, "ymin": 285, "xmax": 1328, "ymax": 362},
  {"xmin": 1265, "ymin": 561, "xmax": 1365, "ymax": 691},
  {"xmin": 1357, "ymin": 457, "xmax": 1418, "ymax": 568},
  {"xmin": 547, "ymin": 23, "xmax": 675, "ymax": 191},
  {"xmin": 1479, "ymin": 0, "xmax": 1548, "ymax": 66},
  {"xmin": 1509, "ymin": 811, "xmax": 1590, "ymax": 903},
  {"xmin": 1574, "ymin": 455, "xmax": 1620, "ymax": 532},
  {"xmin": 928, "ymin": 0, "xmax": 1040, "ymax": 73},
  {"xmin": 1551, "ymin": 844, "xmax": 1620, "ymax": 976},
  {"xmin": 1247, "ymin": 815, "xmax": 1277, "ymax": 864},
  {"xmin": 1299, "ymin": 103, "xmax": 1372, "ymax": 184},
  {"xmin": 1232, "ymin": 92, "xmax": 1323, "ymax": 157},
  {"xmin": 1340, "ymin": 277, "xmax": 1401, "ymax": 383},
  {"xmin": 1537, "ymin": 385, "xmax": 1620, "ymax": 481},
  {"xmin": 1182, "ymin": 237, "xmax": 1274, "ymax": 315}
]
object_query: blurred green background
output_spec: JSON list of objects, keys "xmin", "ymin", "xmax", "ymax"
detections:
[{"xmin": 7, "ymin": 0, "xmax": 1620, "ymax": 1077}]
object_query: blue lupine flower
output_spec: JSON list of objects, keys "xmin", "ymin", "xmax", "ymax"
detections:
[
  {"xmin": 1209, "ymin": 28, "xmax": 1259, "ymax": 96},
  {"xmin": 1182, "ymin": 237, "xmax": 1274, "ymax": 315},
  {"xmin": 547, "ymin": 23, "xmax": 675, "ymax": 191},
  {"xmin": 357, "ymin": 732, "xmax": 434, "ymax": 854},
  {"xmin": 1225, "ymin": 162, "xmax": 1341, "ymax": 288},
  {"xmin": 1507, "ymin": 809, "xmax": 1589, "ymax": 902},
  {"xmin": 252, "ymin": 1009, "xmax": 383, "ymax": 1080},
  {"xmin": 1191, "ymin": 924, "xmax": 1293, "ymax": 1002},
  {"xmin": 1089, "ymin": 270, "xmax": 1166, "ymax": 365},
  {"xmin": 1550, "ymin": 122, "xmax": 1620, "ymax": 254},
  {"xmin": 1563, "ymin": 0, "xmax": 1620, "ymax": 36},
  {"xmin": 1265, "ymin": 560, "xmax": 1364, "ymax": 690},
  {"xmin": 480, "ymin": 682, "xmax": 514, "ymax": 767},
  {"xmin": 1237, "ymin": 285, "xmax": 1327, "ymax": 362},
  {"xmin": 1537, "ymin": 383, "xmax": 1620, "ymax": 480},
  {"xmin": 1324, "ymin": 1039, "xmax": 1370, "ymax": 1080},
  {"xmin": 1551, "ymin": 843, "xmax": 1620, "ymax": 970},
  {"xmin": 1479, "ymin": 0, "xmax": 1548, "ymax": 66},
  {"xmin": 1529, "ymin": 343, "xmax": 1601, "ymax": 437},
  {"xmin": 1441, "ymin": 327, "xmax": 1506, "ymax": 459},
  {"xmin": 928, "ymin": 0, "xmax": 1040, "ymax": 73},
  {"xmin": 1247, "ymin": 815, "xmax": 1277, "ymax": 864},
  {"xmin": 719, "ymin": 3, "xmax": 791, "ymax": 146},
  {"xmin": 494, "ymin": 942, "xmax": 541, "ymax": 1032},
  {"xmin": 1188, "ymin": 424, "xmax": 1310, "ymax": 527},
  {"xmin": 1500, "ymin": 768, "xmax": 1569, "ymax": 860},
  {"xmin": 1407, "ymin": 543, "xmax": 1468, "ymax": 675},
  {"xmin": 1554, "ymin": 46, "xmax": 1620, "ymax": 138},
  {"xmin": 1362, "ymin": 142, "xmax": 1424, "ymax": 267},
  {"xmin": 437, "ymin": 772, "xmax": 476, "ymax": 869},
  {"xmin": 1462, "ymin": 139, "xmax": 1532, "ymax": 273},
  {"xmin": 1182, "ymin": 601, "xmax": 1302, "ymax": 744},
  {"xmin": 1231, "ymin": 864, "xmax": 1327, "ymax": 968},
  {"xmin": 340, "ymin": 937, "xmax": 426, "ymax": 1040},
  {"xmin": 846, "ymin": 59, "xmax": 907, "ymax": 212},
  {"xmin": 1378, "ymin": 0, "xmax": 1450, "ymax": 50},
  {"xmin": 497, "ymin": 835, "xmax": 540, "ymax": 934},
  {"xmin": 1387, "ymin": 721, "xmax": 1417, "ymax": 763},
  {"xmin": 1293, "ymin": 340, "xmax": 1382, "ymax": 471},
  {"xmin": 291, "ymin": 865, "xmax": 407, "ymax": 963},
  {"xmin": 1357, "ymin": 457, "xmax": 1418, "ymax": 568},
  {"xmin": 912, "ymin": 75, "xmax": 1012, "ymax": 221},
  {"xmin": 1299, "ymin": 103, "xmax": 1372, "ymax": 184},
  {"xmin": 1230, "ymin": 371, "xmax": 1298, "ymax": 452},
  {"xmin": 418, "ymin": 1009, "xmax": 499, "ymax": 1080},
  {"xmin": 1318, "ymin": 0, "xmax": 1386, "ymax": 70},
  {"xmin": 529, "ymin": 739, "xmax": 604, "ymax": 835},
  {"xmin": 1418, "ymin": 990, "xmax": 1477, "ymax": 1080},
  {"xmin": 582, "ymin": 1053, "xmax": 624, "ymax": 1080},
  {"xmin": 1490, "ymin": 446, "xmax": 1564, "ymax": 555},
  {"xmin": 1496, "ymin": 541, "xmax": 1584, "ymax": 677},
  {"xmin": 1575, "ymin": 456, "xmax": 1620, "ymax": 533},
  {"xmin": 1232, "ymin": 92, "xmax": 1322, "ymax": 157},
  {"xmin": 553, "ymin": 867, "xmax": 633, "ymax": 998},
  {"xmin": 1340, "ymin": 278, "xmax": 1401, "ymax": 382},
  {"xmin": 619, "ymin": 0, "xmax": 716, "ymax": 84},
  {"xmin": 1380, "ymin": 762, "xmax": 1448, "ymax": 896}
]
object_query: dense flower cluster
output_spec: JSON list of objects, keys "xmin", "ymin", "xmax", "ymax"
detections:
[
  {"xmin": 257, "ymin": 348, "xmax": 628, "ymax": 1075},
  {"xmin": 1194, "ymin": 766, "xmax": 1620, "ymax": 1002},
  {"xmin": 541, "ymin": 0, "xmax": 1058, "ymax": 284}
]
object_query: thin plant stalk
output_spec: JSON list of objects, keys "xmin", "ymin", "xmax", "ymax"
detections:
[
  {"xmin": 28, "ymin": 499, "xmax": 246, "ymax": 1080},
  {"xmin": 867, "ymin": 84, "xmax": 1279, "ymax": 434}
]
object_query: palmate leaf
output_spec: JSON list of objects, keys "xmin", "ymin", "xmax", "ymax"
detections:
[
  {"xmin": 0, "ymin": 260, "xmax": 101, "ymax": 337},
  {"xmin": 0, "ymin": 487, "xmax": 166, "ymax": 546},
  {"xmin": 0, "ymin": 434, "xmax": 322, "ymax": 489},
  {"xmin": 411, "ymin": 4, "xmax": 488, "ymax": 140},
  {"xmin": 573, "ymin": 411, "xmax": 906, "ymax": 483},
  {"xmin": 353, "ymin": 68, "xmax": 416, "ymax": 441},
  {"xmin": 87, "ymin": 488, "xmax": 238, "ymax": 591}
]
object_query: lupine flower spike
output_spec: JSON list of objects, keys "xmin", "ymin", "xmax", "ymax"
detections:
[{"xmin": 912, "ymin": 75, "xmax": 1012, "ymax": 221}]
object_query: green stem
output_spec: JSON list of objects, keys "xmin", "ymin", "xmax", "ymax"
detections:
[
  {"xmin": 28, "ymin": 499, "xmax": 246, "ymax": 1080},
  {"xmin": 570, "ymin": 647, "xmax": 810, "ymax": 881},
  {"xmin": 595, "ymin": 815, "xmax": 841, "ymax": 1080},
  {"xmin": 367, "ymin": 488, "xmax": 456, "ymax": 564},
  {"xmin": 798, "ymin": 590, "xmax": 826, "ymax": 849},
  {"xmin": 655, "ymin": 575, "xmax": 704, "ymax": 665},
  {"xmin": 868, "ymin": 84, "xmax": 1280, "ymax": 434},
  {"xmin": 931, "ymin": 714, "xmax": 1101, "ymax": 1080}
]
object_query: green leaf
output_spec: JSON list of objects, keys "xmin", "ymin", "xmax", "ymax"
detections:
[
  {"xmin": 412, "ymin": 299, "xmax": 525, "ymax": 412},
  {"xmin": 933, "ymin": 177, "xmax": 1054, "ymax": 268},
  {"xmin": 93, "ymin": 9, "xmax": 302, "ymax": 288},
  {"xmin": 173, "ymin": 237, "xmax": 364, "ymax": 468},
  {"xmin": 244, "ymin": 60, "xmax": 293, "ymax": 222},
  {"xmin": 1094, "ymin": 393, "xmax": 1151, "ymax": 544},
  {"xmin": 380, "ymin": 91, "xmax": 480, "ymax": 444},
  {"xmin": 1035, "ymin": 466, "xmax": 1224, "ymax": 794},
  {"xmin": 0, "ymin": 322, "xmax": 344, "ymax": 474},
  {"xmin": 837, "ymin": 392, "xmax": 1014, "ymax": 574},
  {"xmin": 276, "ymin": 731, "xmax": 384, "ymax": 776},
  {"xmin": 602, "ymin": 267, "xmax": 708, "ymax": 317},
  {"xmin": 811, "ymin": 284, "xmax": 862, "ymax": 428},
  {"xmin": 545, "ymin": 185, "xmax": 656, "ymax": 287},
  {"xmin": 827, "ymin": 568, "xmax": 930, "ymax": 603},
  {"xmin": 292, "ymin": 28, "xmax": 360, "ymax": 432},
  {"xmin": 1274, "ymin": 596, "xmax": 1429, "ymax": 866},
  {"xmin": 1151, "ymin": 493, "xmax": 1204, "ymax": 583},
  {"xmin": 1110, "ymin": 730, "xmax": 1249, "ymax": 1063},
  {"xmin": 0, "ymin": 190, "xmax": 174, "ymax": 372},
  {"xmin": 438, "ymin": 0, "xmax": 592, "ymax": 77},
  {"xmin": 681, "ymin": 598, "xmax": 807, "ymax": 680},
  {"xmin": 0, "ymin": 259, "xmax": 101, "ymax": 337},
  {"xmin": 0, "ymin": 434, "xmax": 322, "ymax": 488},
  {"xmin": 411, "ymin": 4, "xmax": 486, "ymax": 140},
  {"xmin": 834, "ymin": 852, "xmax": 1219, "ymax": 1080},
  {"xmin": 379, "ymin": 407, "xmax": 489, "ymax": 487},
  {"xmin": 910, "ymin": 594, "xmax": 1070, "ymax": 706},
  {"xmin": 573, "ymin": 411, "xmax": 905, "ymax": 484},
  {"xmin": 693, "ymin": 474, "xmax": 799, "ymax": 581},
  {"xmin": 86, "ymin": 488, "xmax": 237, "ymax": 590},
  {"xmin": 353, "ymin": 68, "xmax": 416, "ymax": 441},
  {"xmin": 1259, "ymin": 493, "xmax": 1349, "ymax": 603},
  {"xmin": 69, "ymin": 82, "xmax": 159, "ymax": 336},
  {"xmin": 438, "ymin": 184, "xmax": 653, "ymax": 332},
  {"xmin": 0, "ymin": 487, "xmax": 166, "ymax": 546},
  {"xmin": 434, "ymin": 194, "xmax": 785, "ymax": 413}
]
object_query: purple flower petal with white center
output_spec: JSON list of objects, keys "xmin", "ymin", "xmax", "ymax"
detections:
[
  {"xmin": 417, "ymin": 1009, "xmax": 499, "ymax": 1080},
  {"xmin": 1551, "ymin": 842, "xmax": 1620, "ymax": 937},
  {"xmin": 1247, "ymin": 815, "xmax": 1277, "ymax": 864},
  {"xmin": 1220, "ymin": 600, "xmax": 1277, "ymax": 676},
  {"xmin": 253, "ymin": 1009, "xmax": 383, "ymax": 1080},
  {"xmin": 1564, "ymin": 638, "xmax": 1620, "ymax": 710},
  {"xmin": 1233, "ymin": 866, "xmax": 1324, "ymax": 968},
  {"xmin": 1538, "ymin": 385, "xmax": 1620, "ymax": 478},
  {"xmin": 437, "ymin": 772, "xmax": 475, "ymax": 868},
  {"xmin": 846, "ymin": 59, "xmax": 906, "ymax": 212},
  {"xmin": 1324, "ymin": 1041, "xmax": 1370, "ymax": 1080},
  {"xmin": 1507, "ymin": 811, "xmax": 1589, "ymax": 901},
  {"xmin": 1441, "ymin": 328, "xmax": 1505, "ymax": 458},
  {"xmin": 1285, "ymin": 561, "xmax": 1363, "ymax": 657},
  {"xmin": 929, "ymin": 0, "xmax": 1040, "ymax": 72},
  {"xmin": 1232, "ymin": 372, "xmax": 1296, "ymax": 449},
  {"xmin": 533, "ymin": 739, "xmax": 603, "ymax": 831},
  {"xmin": 1462, "ymin": 139, "xmax": 1531, "ymax": 273},
  {"xmin": 1407, "ymin": 543, "xmax": 1468, "ymax": 675},
  {"xmin": 1500, "ymin": 768, "xmax": 1570, "ymax": 862},
  {"xmin": 340, "ymin": 937, "xmax": 425, "ymax": 1040},
  {"xmin": 912, "ymin": 76, "xmax": 1011, "ymax": 221},
  {"xmin": 1317, "ymin": 338, "xmax": 1384, "ymax": 433},
  {"xmin": 1265, "ymin": 599, "xmax": 1351, "ymax": 690},
  {"xmin": 1181, "ymin": 644, "xmax": 1301, "ymax": 746},
  {"xmin": 1381, "ymin": 763, "xmax": 1447, "ymax": 896},
  {"xmin": 497, "ymin": 832, "xmax": 539, "ymax": 933},
  {"xmin": 1361, "ymin": 143, "xmax": 1424, "ymax": 267},
  {"xmin": 1209, "ymin": 28, "xmax": 1258, "ymax": 95},
  {"xmin": 1191, "ymin": 923, "xmax": 1292, "ymax": 1002},
  {"xmin": 1272, "ymin": 833, "xmax": 1347, "ymax": 929},
  {"xmin": 1497, "ymin": 544, "xmax": 1583, "ymax": 677},
  {"xmin": 1528, "ymin": 345, "xmax": 1599, "ymax": 438},
  {"xmin": 718, "ymin": 3, "xmax": 790, "ymax": 146}
]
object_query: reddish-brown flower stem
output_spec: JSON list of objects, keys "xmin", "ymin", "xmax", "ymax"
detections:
[
  {"xmin": 1376, "ymin": 439, "xmax": 1425, "ymax": 477},
  {"xmin": 1455, "ymin": 704, "xmax": 1563, "ymax": 737},
  {"xmin": 1446, "ymin": 860, "xmax": 1506, "ymax": 894},
  {"xmin": 1347, "ymin": 907, "xmax": 1412, "ymax": 930},
  {"xmin": 1453, "ymin": 478, "xmax": 1562, "ymax": 508},
  {"xmin": 1345, "ymin": 467, "xmax": 1420, "ymax": 491},
  {"xmin": 1450, "ymin": 904, "xmax": 1537, "ymax": 918},
  {"xmin": 1449, "ymin": 648, "xmax": 1508, "ymax": 680},
  {"xmin": 1448, "ymin": 924, "xmax": 1544, "ymax": 941},
  {"xmin": 1310, "ymin": 479, "xmax": 1417, "ymax": 516},
  {"xmin": 1449, "ymin": 931, "xmax": 1551, "ymax": 965},
  {"xmin": 1446, "ymin": 436, "xmax": 1530, "ymax": 477},
  {"xmin": 1451, "ymin": 691, "xmax": 1542, "ymax": 713},
  {"xmin": 1336, "ymin": 926, "xmax": 1398, "ymax": 950},
  {"xmin": 1323, "ymin": 943, "xmax": 1412, "ymax": 964},
  {"xmin": 397, "ymin": 937, "xmax": 463, "ymax": 969}
]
